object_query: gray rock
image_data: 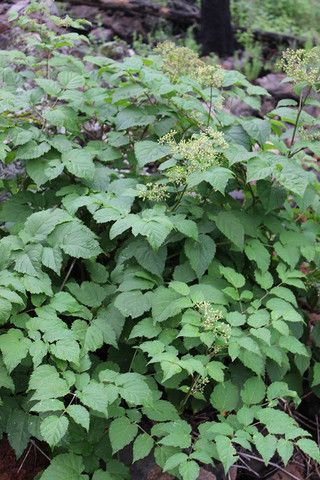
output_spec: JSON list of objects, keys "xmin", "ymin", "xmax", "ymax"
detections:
[
  {"xmin": 0, "ymin": 161, "xmax": 24, "ymax": 180},
  {"xmin": 256, "ymin": 73, "xmax": 296, "ymax": 100},
  {"xmin": 224, "ymin": 97, "xmax": 256, "ymax": 117},
  {"xmin": 90, "ymin": 27, "xmax": 113, "ymax": 44},
  {"xmin": 100, "ymin": 40, "xmax": 131, "ymax": 60},
  {"xmin": 8, "ymin": 0, "xmax": 58, "ymax": 15},
  {"xmin": 198, "ymin": 468, "xmax": 217, "ymax": 479}
]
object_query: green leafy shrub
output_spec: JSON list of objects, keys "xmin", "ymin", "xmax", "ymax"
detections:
[{"xmin": 0, "ymin": 4, "xmax": 319, "ymax": 479}]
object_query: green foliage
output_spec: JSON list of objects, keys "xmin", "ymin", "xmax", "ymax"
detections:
[
  {"xmin": 231, "ymin": 0, "xmax": 320, "ymax": 39},
  {"xmin": 0, "ymin": 4, "xmax": 319, "ymax": 480}
]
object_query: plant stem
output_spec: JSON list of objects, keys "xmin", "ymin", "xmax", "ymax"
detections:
[
  {"xmin": 288, "ymin": 85, "xmax": 312, "ymax": 154},
  {"xmin": 59, "ymin": 258, "xmax": 76, "ymax": 291},
  {"xmin": 128, "ymin": 349, "xmax": 137, "ymax": 373},
  {"xmin": 179, "ymin": 374, "xmax": 200, "ymax": 414},
  {"xmin": 170, "ymin": 185, "xmax": 187, "ymax": 212},
  {"xmin": 207, "ymin": 85, "xmax": 213, "ymax": 127}
]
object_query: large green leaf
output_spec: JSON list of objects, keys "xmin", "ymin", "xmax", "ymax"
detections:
[
  {"xmin": 41, "ymin": 454, "xmax": 85, "ymax": 480},
  {"xmin": 40, "ymin": 415, "xmax": 69, "ymax": 447},
  {"xmin": 109, "ymin": 417, "xmax": 138, "ymax": 453},
  {"xmin": 152, "ymin": 287, "xmax": 192, "ymax": 322},
  {"xmin": 48, "ymin": 222, "xmax": 101, "ymax": 259},
  {"xmin": 184, "ymin": 234, "xmax": 216, "ymax": 278},
  {"xmin": 62, "ymin": 149, "xmax": 95, "ymax": 180},
  {"xmin": 134, "ymin": 140, "xmax": 171, "ymax": 167},
  {"xmin": 215, "ymin": 211, "xmax": 244, "ymax": 250}
]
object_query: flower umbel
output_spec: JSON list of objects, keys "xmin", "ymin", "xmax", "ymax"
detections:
[
  {"xmin": 191, "ymin": 376, "xmax": 210, "ymax": 395},
  {"xmin": 137, "ymin": 182, "xmax": 169, "ymax": 202},
  {"xmin": 196, "ymin": 302, "xmax": 223, "ymax": 330},
  {"xmin": 154, "ymin": 41, "xmax": 224, "ymax": 87},
  {"xmin": 160, "ymin": 129, "xmax": 228, "ymax": 185},
  {"xmin": 278, "ymin": 47, "xmax": 320, "ymax": 86}
]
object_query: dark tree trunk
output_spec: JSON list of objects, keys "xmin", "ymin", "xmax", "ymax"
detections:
[{"xmin": 200, "ymin": 0, "xmax": 234, "ymax": 57}]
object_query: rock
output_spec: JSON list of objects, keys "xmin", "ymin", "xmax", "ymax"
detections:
[
  {"xmin": 220, "ymin": 56, "xmax": 236, "ymax": 70},
  {"xmin": 260, "ymin": 96, "xmax": 276, "ymax": 115},
  {"xmin": 110, "ymin": 12, "xmax": 146, "ymax": 39},
  {"xmin": 0, "ymin": 161, "xmax": 24, "ymax": 180},
  {"xmin": 69, "ymin": 5, "xmax": 100, "ymax": 22},
  {"xmin": 224, "ymin": 97, "xmax": 256, "ymax": 117},
  {"xmin": 90, "ymin": 27, "xmax": 113, "ymax": 43},
  {"xmin": 100, "ymin": 40, "xmax": 131, "ymax": 59},
  {"xmin": 8, "ymin": 0, "xmax": 58, "ymax": 15},
  {"xmin": 256, "ymin": 73, "xmax": 296, "ymax": 100},
  {"xmin": 147, "ymin": 466, "xmax": 174, "ymax": 480},
  {"xmin": 7, "ymin": 0, "xmax": 30, "ymax": 15},
  {"xmin": 228, "ymin": 466, "xmax": 238, "ymax": 480},
  {"xmin": 198, "ymin": 468, "xmax": 217, "ymax": 479},
  {"xmin": 229, "ymin": 190, "xmax": 245, "ymax": 202}
]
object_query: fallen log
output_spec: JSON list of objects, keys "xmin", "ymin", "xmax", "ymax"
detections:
[
  {"xmin": 60, "ymin": 0, "xmax": 308, "ymax": 46},
  {"xmin": 237, "ymin": 27, "xmax": 308, "ymax": 48},
  {"xmin": 61, "ymin": 0, "xmax": 200, "ymax": 25}
]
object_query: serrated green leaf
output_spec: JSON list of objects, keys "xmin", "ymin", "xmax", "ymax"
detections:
[
  {"xmin": 179, "ymin": 460, "xmax": 200, "ymax": 480},
  {"xmin": 134, "ymin": 140, "xmax": 171, "ymax": 168},
  {"xmin": 62, "ymin": 149, "xmax": 95, "ymax": 179},
  {"xmin": 241, "ymin": 376, "xmax": 266, "ymax": 405},
  {"xmin": 0, "ymin": 329, "xmax": 30, "ymax": 372},
  {"xmin": 29, "ymin": 365, "xmax": 69, "ymax": 400},
  {"xmin": 215, "ymin": 211, "xmax": 244, "ymax": 250},
  {"xmin": 40, "ymin": 415, "xmax": 69, "ymax": 447},
  {"xmin": 210, "ymin": 381, "xmax": 239, "ymax": 412},
  {"xmin": 253, "ymin": 432, "xmax": 277, "ymax": 465},
  {"xmin": 142, "ymin": 400, "xmax": 180, "ymax": 422},
  {"xmin": 115, "ymin": 107, "xmax": 155, "ymax": 130},
  {"xmin": 109, "ymin": 417, "xmax": 138, "ymax": 453},
  {"xmin": 40, "ymin": 453, "xmax": 84, "ymax": 480},
  {"xmin": 277, "ymin": 439, "xmax": 294, "ymax": 466},
  {"xmin": 215, "ymin": 435, "xmax": 237, "ymax": 473},
  {"xmin": 164, "ymin": 453, "xmax": 188, "ymax": 472},
  {"xmin": 67, "ymin": 281, "xmax": 106, "ymax": 308},
  {"xmin": 114, "ymin": 291, "xmax": 150, "ymax": 318},
  {"xmin": 133, "ymin": 433, "xmax": 154, "ymax": 462},
  {"xmin": 67, "ymin": 405, "xmax": 90, "ymax": 431},
  {"xmin": 245, "ymin": 239, "xmax": 270, "ymax": 272},
  {"xmin": 49, "ymin": 222, "xmax": 101, "ymax": 259},
  {"xmin": 58, "ymin": 71, "xmax": 84, "ymax": 89},
  {"xmin": 184, "ymin": 234, "xmax": 216, "ymax": 278},
  {"xmin": 206, "ymin": 361, "xmax": 225, "ymax": 382},
  {"xmin": 80, "ymin": 381, "xmax": 114, "ymax": 414},
  {"xmin": 220, "ymin": 266, "xmax": 245, "ymax": 288},
  {"xmin": 297, "ymin": 438, "xmax": 320, "ymax": 463},
  {"xmin": 152, "ymin": 287, "xmax": 192, "ymax": 322}
]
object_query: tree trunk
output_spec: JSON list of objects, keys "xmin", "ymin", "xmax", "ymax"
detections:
[{"xmin": 200, "ymin": 0, "xmax": 234, "ymax": 57}]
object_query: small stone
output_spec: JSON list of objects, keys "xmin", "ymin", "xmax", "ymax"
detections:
[
  {"xmin": 198, "ymin": 467, "xmax": 217, "ymax": 480},
  {"xmin": 147, "ymin": 465, "xmax": 174, "ymax": 480},
  {"xmin": 90, "ymin": 27, "xmax": 113, "ymax": 44},
  {"xmin": 224, "ymin": 97, "xmax": 256, "ymax": 116}
]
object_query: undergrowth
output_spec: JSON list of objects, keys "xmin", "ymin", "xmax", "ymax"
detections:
[
  {"xmin": 231, "ymin": 0, "xmax": 320, "ymax": 39},
  {"xmin": 0, "ymin": 4, "xmax": 319, "ymax": 479}
]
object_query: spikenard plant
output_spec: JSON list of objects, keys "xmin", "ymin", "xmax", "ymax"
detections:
[{"xmin": 0, "ymin": 4, "xmax": 319, "ymax": 479}]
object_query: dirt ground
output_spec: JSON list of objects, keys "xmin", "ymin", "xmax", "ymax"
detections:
[{"xmin": 0, "ymin": 437, "xmax": 48, "ymax": 480}]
